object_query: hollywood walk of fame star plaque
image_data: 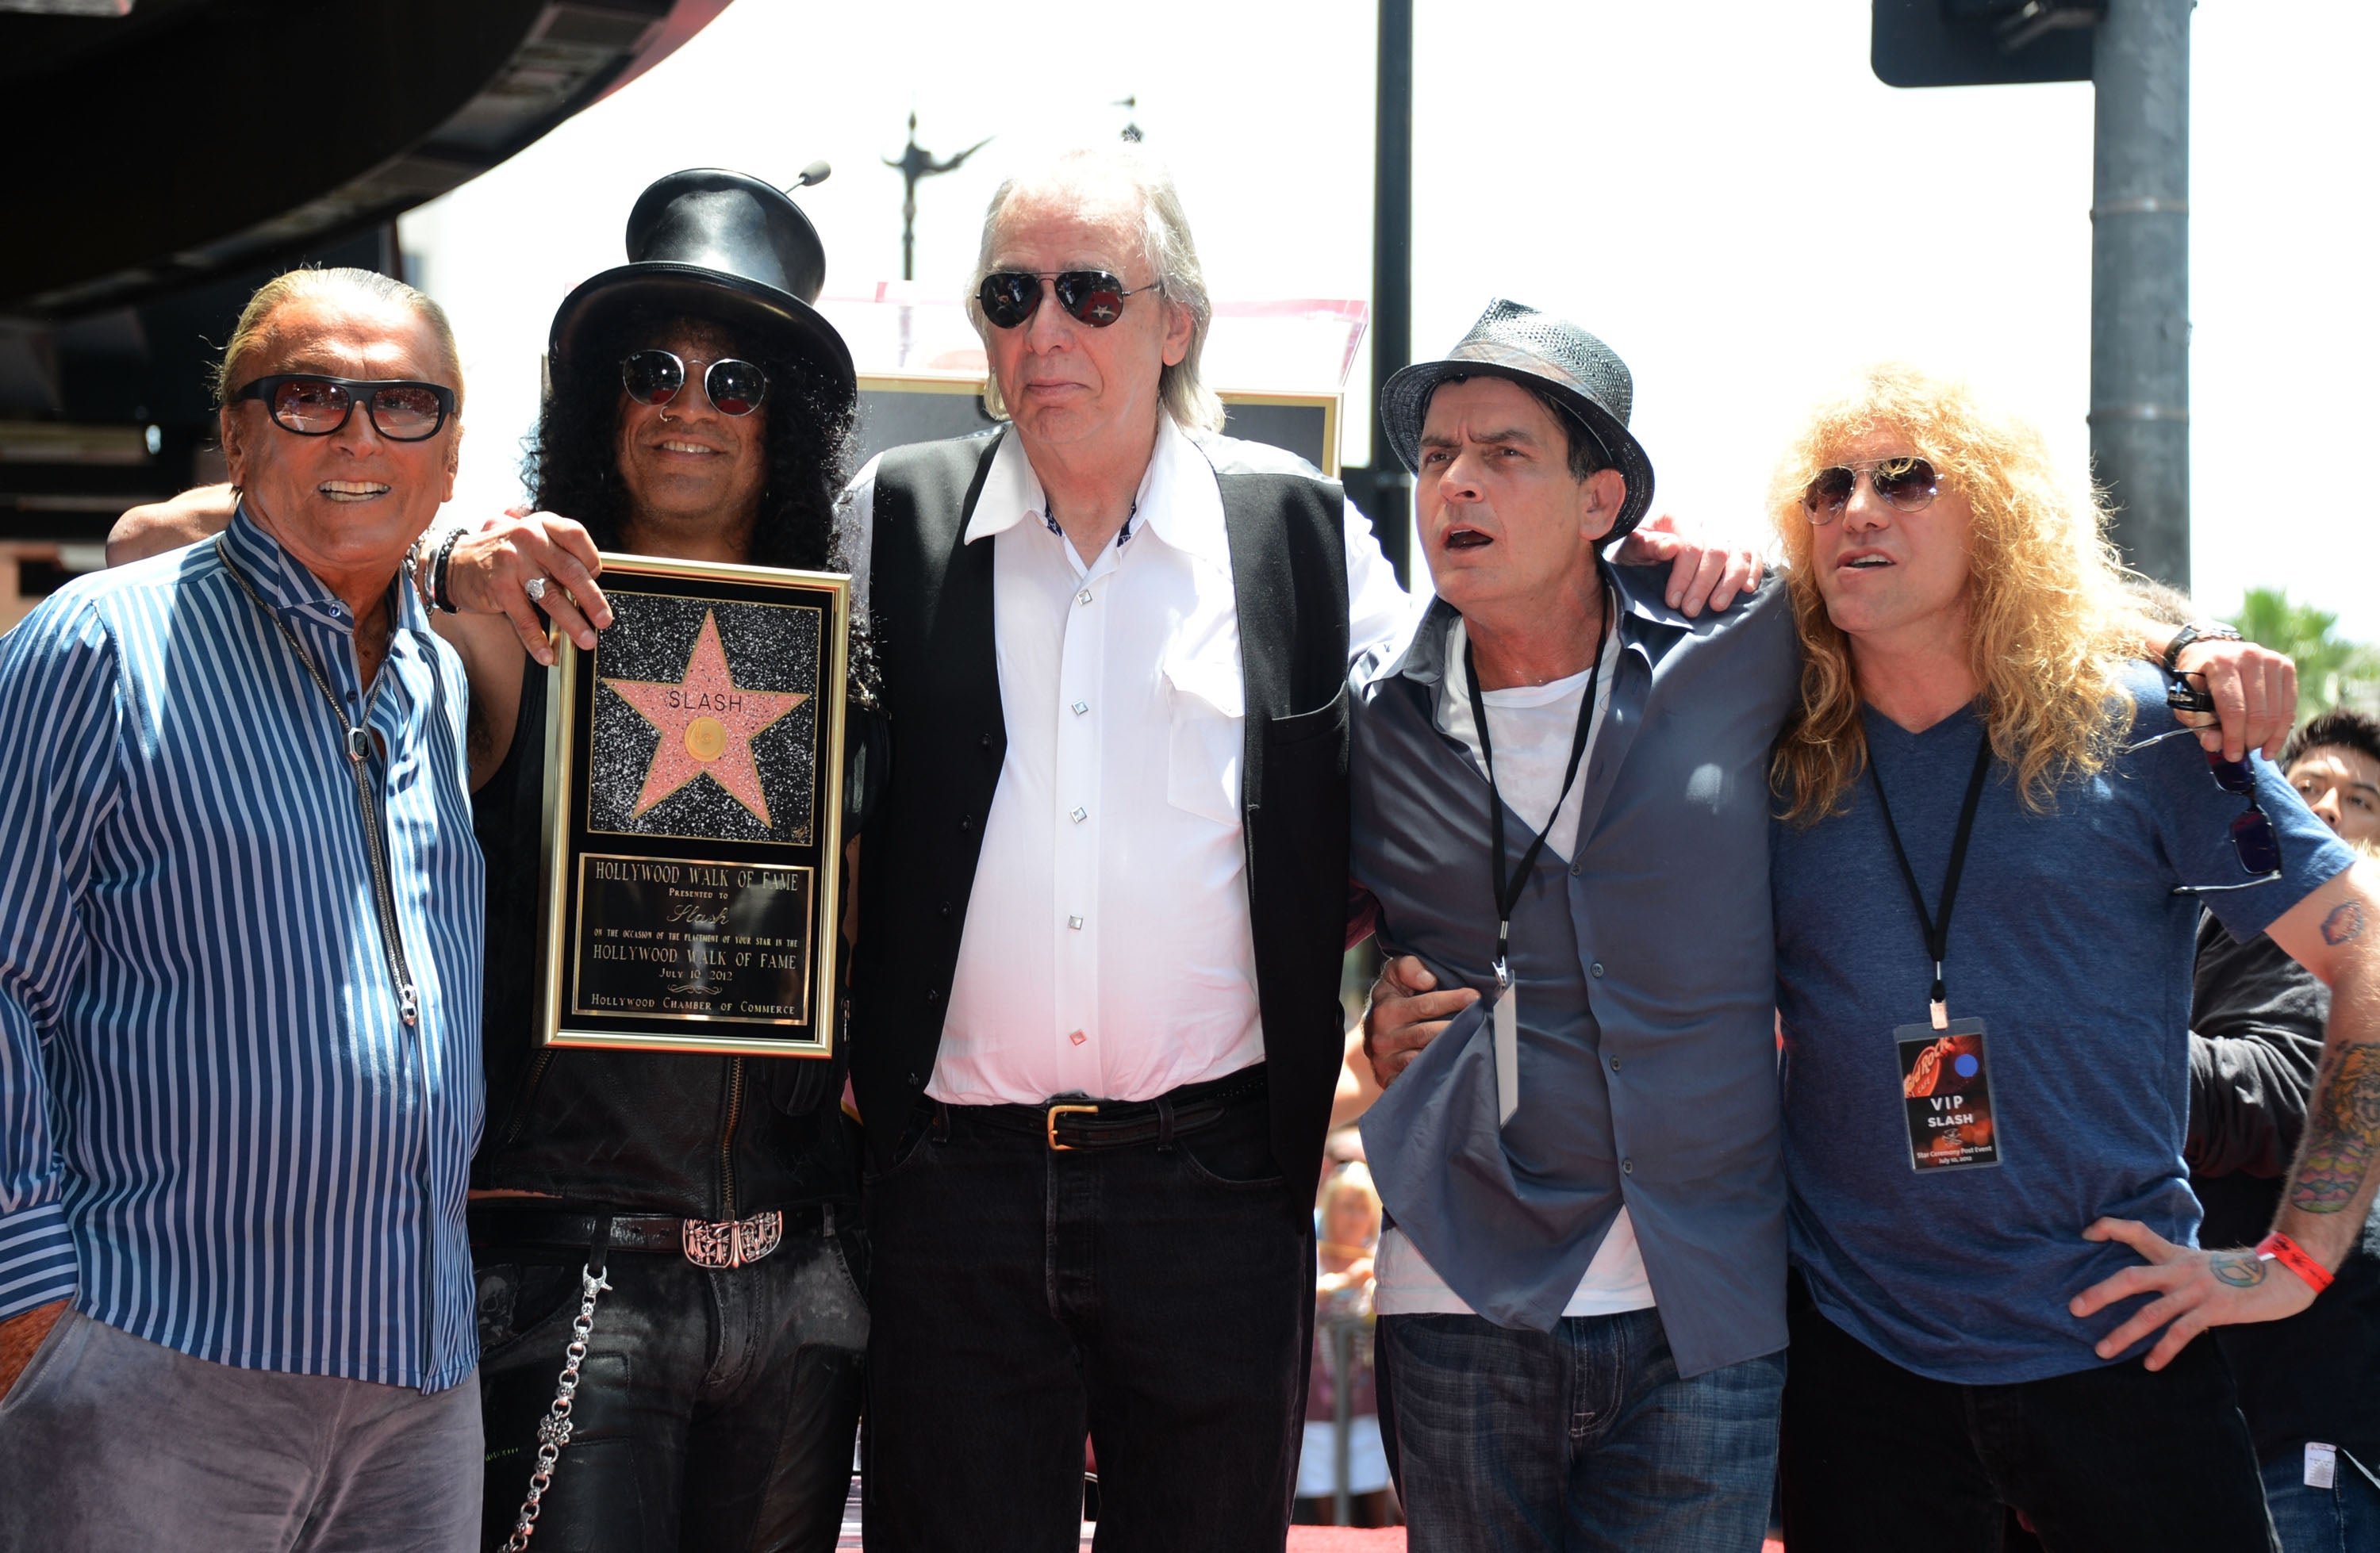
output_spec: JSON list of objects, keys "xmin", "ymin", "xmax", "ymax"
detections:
[{"xmin": 536, "ymin": 554, "xmax": 849, "ymax": 1058}]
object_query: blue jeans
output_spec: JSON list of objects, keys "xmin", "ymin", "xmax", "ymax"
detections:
[
  {"xmin": 1377, "ymin": 1307, "xmax": 1784, "ymax": 1553},
  {"xmin": 2263, "ymin": 1447, "xmax": 2380, "ymax": 1553}
]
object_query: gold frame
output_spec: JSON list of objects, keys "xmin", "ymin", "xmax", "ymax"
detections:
[
  {"xmin": 1212, "ymin": 390, "xmax": 1342, "ymax": 477},
  {"xmin": 536, "ymin": 551, "xmax": 850, "ymax": 1058}
]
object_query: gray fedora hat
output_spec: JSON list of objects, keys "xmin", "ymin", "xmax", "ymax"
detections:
[{"xmin": 1379, "ymin": 298, "xmax": 1655, "ymax": 542}]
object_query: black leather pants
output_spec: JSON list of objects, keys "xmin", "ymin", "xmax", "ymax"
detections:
[{"xmin": 474, "ymin": 1218, "xmax": 866, "ymax": 1553}]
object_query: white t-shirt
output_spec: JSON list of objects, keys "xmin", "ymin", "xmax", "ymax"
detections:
[{"xmin": 1372, "ymin": 613, "xmax": 1656, "ymax": 1319}]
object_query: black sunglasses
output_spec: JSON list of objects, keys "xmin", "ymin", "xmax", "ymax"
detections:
[
  {"xmin": 232, "ymin": 374, "xmax": 455, "ymax": 442},
  {"xmin": 977, "ymin": 270, "xmax": 1160, "ymax": 330},
  {"xmin": 1802, "ymin": 457, "xmax": 1940, "ymax": 523},
  {"xmin": 2130, "ymin": 676, "xmax": 2285, "ymax": 894},
  {"xmin": 620, "ymin": 350, "xmax": 769, "ymax": 416}
]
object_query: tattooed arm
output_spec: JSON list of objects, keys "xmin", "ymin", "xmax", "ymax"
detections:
[
  {"xmin": 2267, "ymin": 865, "xmax": 2380, "ymax": 1262},
  {"xmin": 2073, "ymin": 861, "xmax": 2380, "ymax": 1367}
]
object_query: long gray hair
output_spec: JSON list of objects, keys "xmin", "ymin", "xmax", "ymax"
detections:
[{"xmin": 966, "ymin": 146, "xmax": 1224, "ymax": 435}]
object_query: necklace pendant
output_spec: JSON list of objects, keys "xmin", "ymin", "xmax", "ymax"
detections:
[{"xmin": 344, "ymin": 727, "xmax": 370, "ymax": 763}]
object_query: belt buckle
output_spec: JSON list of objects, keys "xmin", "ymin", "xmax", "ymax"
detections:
[
  {"xmin": 681, "ymin": 1209, "xmax": 784, "ymax": 1269},
  {"xmin": 1046, "ymin": 1102, "xmax": 1100, "ymax": 1151}
]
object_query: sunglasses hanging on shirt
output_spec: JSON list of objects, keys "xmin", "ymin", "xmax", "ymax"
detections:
[{"xmin": 2128, "ymin": 673, "xmax": 2286, "ymax": 893}]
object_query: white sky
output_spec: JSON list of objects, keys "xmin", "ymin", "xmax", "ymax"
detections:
[{"xmin": 401, "ymin": 0, "xmax": 2380, "ymax": 638}]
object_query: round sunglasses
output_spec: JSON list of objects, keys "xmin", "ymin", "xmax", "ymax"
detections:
[
  {"xmin": 620, "ymin": 350, "xmax": 769, "ymax": 416},
  {"xmin": 1802, "ymin": 456, "xmax": 1940, "ymax": 523},
  {"xmin": 232, "ymin": 374, "xmax": 455, "ymax": 442},
  {"xmin": 977, "ymin": 270, "xmax": 1161, "ymax": 330}
]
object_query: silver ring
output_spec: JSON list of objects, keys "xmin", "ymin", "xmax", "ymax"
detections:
[{"xmin": 524, "ymin": 576, "xmax": 549, "ymax": 602}]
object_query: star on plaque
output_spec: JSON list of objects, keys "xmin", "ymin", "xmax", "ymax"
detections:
[{"xmin": 601, "ymin": 611, "xmax": 807, "ymax": 826}]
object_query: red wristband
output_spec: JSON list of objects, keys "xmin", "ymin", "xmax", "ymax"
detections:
[{"xmin": 2255, "ymin": 1232, "xmax": 2334, "ymax": 1294}]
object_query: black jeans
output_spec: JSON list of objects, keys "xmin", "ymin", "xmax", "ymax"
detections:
[
  {"xmin": 1780, "ymin": 1276, "xmax": 2278, "ymax": 1552},
  {"xmin": 862, "ymin": 1083, "xmax": 1314, "ymax": 1552},
  {"xmin": 474, "ymin": 1217, "xmax": 868, "ymax": 1552}
]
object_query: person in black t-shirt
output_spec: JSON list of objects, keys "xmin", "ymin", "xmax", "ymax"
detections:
[{"xmin": 2192, "ymin": 717, "xmax": 2380, "ymax": 1547}]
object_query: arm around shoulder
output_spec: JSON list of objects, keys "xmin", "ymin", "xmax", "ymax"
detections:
[{"xmin": 106, "ymin": 484, "xmax": 236, "ymax": 568}]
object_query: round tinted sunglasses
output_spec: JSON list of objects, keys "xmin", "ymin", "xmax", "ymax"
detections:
[
  {"xmin": 620, "ymin": 350, "xmax": 769, "ymax": 416},
  {"xmin": 977, "ymin": 270, "xmax": 1161, "ymax": 330},
  {"xmin": 1802, "ymin": 457, "xmax": 1940, "ymax": 523},
  {"xmin": 232, "ymin": 374, "xmax": 455, "ymax": 442}
]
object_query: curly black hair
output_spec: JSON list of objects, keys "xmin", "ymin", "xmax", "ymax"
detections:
[{"xmin": 524, "ymin": 301, "xmax": 874, "ymax": 694}]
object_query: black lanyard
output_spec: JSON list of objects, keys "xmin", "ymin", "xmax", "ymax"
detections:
[
  {"xmin": 1461, "ymin": 584, "xmax": 1612, "ymax": 983},
  {"xmin": 1867, "ymin": 734, "xmax": 1993, "ymax": 1030}
]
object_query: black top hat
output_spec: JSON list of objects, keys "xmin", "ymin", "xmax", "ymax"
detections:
[
  {"xmin": 547, "ymin": 167, "xmax": 856, "ymax": 406},
  {"xmin": 1379, "ymin": 299, "xmax": 1656, "ymax": 542}
]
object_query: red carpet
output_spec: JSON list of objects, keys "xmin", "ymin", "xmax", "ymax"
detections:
[
  {"xmin": 837, "ymin": 1520, "xmax": 1785, "ymax": 1547},
  {"xmin": 1295, "ymin": 1532, "xmax": 1780, "ymax": 1541},
  {"xmin": 1283, "ymin": 1535, "xmax": 1785, "ymax": 1551}
]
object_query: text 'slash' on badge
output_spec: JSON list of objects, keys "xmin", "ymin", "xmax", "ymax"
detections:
[
  {"xmin": 589, "ymin": 592, "xmax": 823, "ymax": 846},
  {"xmin": 1894, "ymin": 1018, "xmax": 2002, "ymax": 1171}
]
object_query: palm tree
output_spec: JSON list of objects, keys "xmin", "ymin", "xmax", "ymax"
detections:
[{"xmin": 2225, "ymin": 588, "xmax": 2380, "ymax": 715}]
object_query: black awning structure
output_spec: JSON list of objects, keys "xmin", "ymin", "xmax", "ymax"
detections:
[
  {"xmin": 1, "ymin": 0, "xmax": 727, "ymax": 317},
  {"xmin": 0, "ymin": 0, "xmax": 731, "ymax": 569}
]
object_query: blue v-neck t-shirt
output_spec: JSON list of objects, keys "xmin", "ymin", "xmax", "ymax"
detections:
[{"xmin": 1772, "ymin": 660, "xmax": 2356, "ymax": 1384}]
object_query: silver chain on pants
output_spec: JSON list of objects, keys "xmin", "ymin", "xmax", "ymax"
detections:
[{"xmin": 501, "ymin": 1263, "xmax": 612, "ymax": 1551}]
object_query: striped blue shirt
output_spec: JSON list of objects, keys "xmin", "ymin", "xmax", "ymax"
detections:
[{"xmin": 0, "ymin": 508, "xmax": 484, "ymax": 1392}]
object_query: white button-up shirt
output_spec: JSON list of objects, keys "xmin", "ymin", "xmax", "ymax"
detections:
[{"xmin": 840, "ymin": 417, "xmax": 1412, "ymax": 1104}]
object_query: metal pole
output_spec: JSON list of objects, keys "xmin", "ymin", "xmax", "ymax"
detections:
[
  {"xmin": 2090, "ymin": 0, "xmax": 2192, "ymax": 588},
  {"xmin": 1368, "ymin": 0, "xmax": 1414, "ymax": 585},
  {"xmin": 1330, "ymin": 1321, "xmax": 1355, "ymax": 1526}
]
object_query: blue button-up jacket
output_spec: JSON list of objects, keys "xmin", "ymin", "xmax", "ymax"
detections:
[
  {"xmin": 1353, "ymin": 565, "xmax": 1797, "ymax": 1376},
  {"xmin": 0, "ymin": 509, "xmax": 484, "ymax": 1390}
]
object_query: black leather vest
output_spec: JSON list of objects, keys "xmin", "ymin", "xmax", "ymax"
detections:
[
  {"xmin": 848, "ymin": 429, "xmax": 1353, "ymax": 1201},
  {"xmin": 472, "ymin": 655, "xmax": 867, "ymax": 1222}
]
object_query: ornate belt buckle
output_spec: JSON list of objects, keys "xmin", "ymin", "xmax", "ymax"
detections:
[
  {"xmin": 1046, "ymin": 1102, "xmax": 1099, "ymax": 1151},
  {"xmin": 681, "ymin": 1209, "xmax": 784, "ymax": 1269}
]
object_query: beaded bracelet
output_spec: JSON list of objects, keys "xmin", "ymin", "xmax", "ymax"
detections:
[
  {"xmin": 429, "ymin": 527, "xmax": 467, "ymax": 615},
  {"xmin": 2255, "ymin": 1230, "xmax": 2334, "ymax": 1294}
]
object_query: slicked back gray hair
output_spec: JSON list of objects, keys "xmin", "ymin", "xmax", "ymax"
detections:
[{"xmin": 967, "ymin": 147, "xmax": 1224, "ymax": 435}]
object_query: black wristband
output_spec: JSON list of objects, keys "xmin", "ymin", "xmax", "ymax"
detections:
[
  {"xmin": 2162, "ymin": 620, "xmax": 2242, "ymax": 674},
  {"xmin": 430, "ymin": 527, "xmax": 466, "ymax": 615}
]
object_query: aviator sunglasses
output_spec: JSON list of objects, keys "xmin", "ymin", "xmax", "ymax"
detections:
[
  {"xmin": 232, "ymin": 374, "xmax": 455, "ymax": 442},
  {"xmin": 977, "ymin": 270, "xmax": 1160, "ymax": 330},
  {"xmin": 1802, "ymin": 456, "xmax": 1941, "ymax": 523},
  {"xmin": 2128, "ymin": 673, "xmax": 2286, "ymax": 894},
  {"xmin": 620, "ymin": 350, "xmax": 769, "ymax": 416}
]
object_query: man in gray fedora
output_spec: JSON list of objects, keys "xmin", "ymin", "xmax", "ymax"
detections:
[
  {"xmin": 1349, "ymin": 299, "xmax": 1799, "ymax": 1549},
  {"xmin": 1350, "ymin": 304, "xmax": 2307, "ymax": 1550}
]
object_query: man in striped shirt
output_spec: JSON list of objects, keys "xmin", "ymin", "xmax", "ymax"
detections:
[{"xmin": 0, "ymin": 267, "xmax": 486, "ymax": 1552}]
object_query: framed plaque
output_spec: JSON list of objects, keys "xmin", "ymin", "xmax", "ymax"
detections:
[{"xmin": 536, "ymin": 553, "xmax": 849, "ymax": 1057}]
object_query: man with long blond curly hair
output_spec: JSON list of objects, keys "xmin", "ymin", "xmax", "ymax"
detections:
[{"xmin": 1766, "ymin": 364, "xmax": 2380, "ymax": 1552}]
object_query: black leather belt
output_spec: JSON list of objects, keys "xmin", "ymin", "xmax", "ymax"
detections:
[
  {"xmin": 468, "ymin": 1202, "xmax": 823, "ymax": 1268},
  {"xmin": 955, "ymin": 1065, "xmax": 1269, "ymax": 1152}
]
